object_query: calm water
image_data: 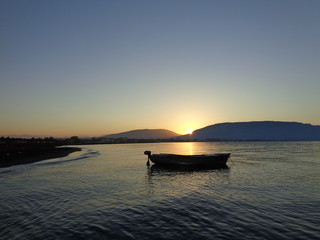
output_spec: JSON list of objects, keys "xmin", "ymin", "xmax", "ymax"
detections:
[{"xmin": 1, "ymin": 142, "xmax": 320, "ymax": 240}]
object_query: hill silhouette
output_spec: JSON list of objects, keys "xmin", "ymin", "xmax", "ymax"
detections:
[
  {"xmin": 102, "ymin": 129, "xmax": 180, "ymax": 139},
  {"xmin": 183, "ymin": 121, "xmax": 320, "ymax": 141}
]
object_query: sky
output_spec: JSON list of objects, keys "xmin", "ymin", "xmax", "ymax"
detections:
[{"xmin": 1, "ymin": 0, "xmax": 320, "ymax": 137}]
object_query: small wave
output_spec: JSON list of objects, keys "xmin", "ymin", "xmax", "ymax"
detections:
[
  {"xmin": 35, "ymin": 149, "xmax": 100, "ymax": 167},
  {"xmin": 0, "ymin": 166, "xmax": 25, "ymax": 177}
]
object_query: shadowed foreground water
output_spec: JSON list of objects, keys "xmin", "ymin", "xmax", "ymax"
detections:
[{"xmin": 1, "ymin": 142, "xmax": 319, "ymax": 239}]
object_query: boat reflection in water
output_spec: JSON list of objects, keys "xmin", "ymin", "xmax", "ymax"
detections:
[
  {"xmin": 145, "ymin": 157, "xmax": 231, "ymax": 198},
  {"xmin": 144, "ymin": 150, "xmax": 230, "ymax": 168},
  {"xmin": 149, "ymin": 164, "xmax": 229, "ymax": 174}
]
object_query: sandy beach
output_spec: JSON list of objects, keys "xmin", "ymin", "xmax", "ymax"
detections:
[{"xmin": 0, "ymin": 147, "xmax": 81, "ymax": 168}]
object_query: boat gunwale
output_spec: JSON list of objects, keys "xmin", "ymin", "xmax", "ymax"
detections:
[{"xmin": 152, "ymin": 153, "xmax": 231, "ymax": 158}]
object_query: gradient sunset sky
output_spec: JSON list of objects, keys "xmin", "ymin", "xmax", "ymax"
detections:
[{"xmin": 1, "ymin": 0, "xmax": 320, "ymax": 137}]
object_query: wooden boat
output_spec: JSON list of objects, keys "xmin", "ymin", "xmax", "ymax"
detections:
[{"xmin": 144, "ymin": 151, "xmax": 230, "ymax": 167}]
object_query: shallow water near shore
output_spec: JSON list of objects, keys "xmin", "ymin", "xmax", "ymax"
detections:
[{"xmin": 1, "ymin": 142, "xmax": 320, "ymax": 239}]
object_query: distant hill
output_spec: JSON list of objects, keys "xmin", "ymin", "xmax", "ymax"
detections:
[
  {"xmin": 102, "ymin": 129, "xmax": 180, "ymax": 139},
  {"xmin": 182, "ymin": 121, "xmax": 320, "ymax": 141}
]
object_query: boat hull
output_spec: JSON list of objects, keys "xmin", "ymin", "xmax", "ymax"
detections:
[{"xmin": 149, "ymin": 153, "xmax": 230, "ymax": 167}]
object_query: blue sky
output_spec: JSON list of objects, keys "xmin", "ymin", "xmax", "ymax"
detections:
[{"xmin": 1, "ymin": 0, "xmax": 320, "ymax": 137}]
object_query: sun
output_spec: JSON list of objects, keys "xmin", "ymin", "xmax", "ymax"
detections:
[{"xmin": 185, "ymin": 129, "xmax": 194, "ymax": 135}]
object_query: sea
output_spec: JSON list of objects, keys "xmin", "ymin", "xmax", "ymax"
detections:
[{"xmin": 1, "ymin": 142, "xmax": 319, "ymax": 240}]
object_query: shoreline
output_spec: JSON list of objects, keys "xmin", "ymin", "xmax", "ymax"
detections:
[{"xmin": 0, "ymin": 147, "xmax": 82, "ymax": 168}]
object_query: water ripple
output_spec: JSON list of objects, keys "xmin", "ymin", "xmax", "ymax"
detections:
[{"xmin": 1, "ymin": 142, "xmax": 320, "ymax": 239}]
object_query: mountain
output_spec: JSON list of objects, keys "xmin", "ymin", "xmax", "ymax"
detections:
[
  {"xmin": 102, "ymin": 129, "xmax": 180, "ymax": 139},
  {"xmin": 184, "ymin": 121, "xmax": 320, "ymax": 141}
]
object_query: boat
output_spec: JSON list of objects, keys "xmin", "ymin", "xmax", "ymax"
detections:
[{"xmin": 144, "ymin": 151, "xmax": 230, "ymax": 167}]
